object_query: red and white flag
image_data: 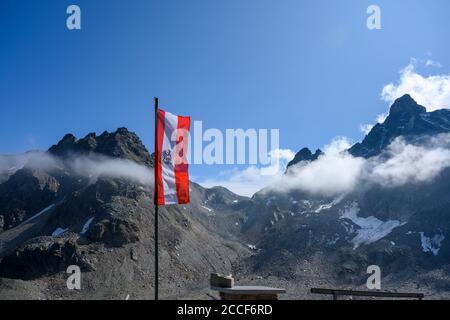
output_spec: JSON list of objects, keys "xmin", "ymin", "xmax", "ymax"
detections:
[{"xmin": 154, "ymin": 109, "xmax": 190, "ymax": 205}]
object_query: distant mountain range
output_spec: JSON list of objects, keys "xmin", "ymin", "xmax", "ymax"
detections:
[
  {"xmin": 1, "ymin": 94, "xmax": 450, "ymax": 299},
  {"xmin": 241, "ymin": 95, "xmax": 450, "ymax": 297}
]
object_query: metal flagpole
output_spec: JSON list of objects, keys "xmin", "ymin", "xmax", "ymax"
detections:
[{"xmin": 154, "ymin": 97, "xmax": 159, "ymax": 301}]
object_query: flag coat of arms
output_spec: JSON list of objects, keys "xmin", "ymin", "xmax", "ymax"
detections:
[{"xmin": 154, "ymin": 109, "xmax": 190, "ymax": 205}]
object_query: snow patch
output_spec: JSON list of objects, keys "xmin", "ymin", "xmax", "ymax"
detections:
[
  {"xmin": 419, "ymin": 232, "xmax": 445, "ymax": 256},
  {"xmin": 314, "ymin": 196, "xmax": 343, "ymax": 213},
  {"xmin": 201, "ymin": 205, "xmax": 214, "ymax": 212},
  {"xmin": 265, "ymin": 196, "xmax": 276, "ymax": 206},
  {"xmin": 52, "ymin": 227, "xmax": 68, "ymax": 237},
  {"xmin": 273, "ymin": 212, "xmax": 279, "ymax": 222},
  {"xmin": 327, "ymin": 234, "xmax": 340, "ymax": 245},
  {"xmin": 81, "ymin": 217, "xmax": 95, "ymax": 235},
  {"xmin": 21, "ymin": 204, "xmax": 55, "ymax": 225},
  {"xmin": 340, "ymin": 202, "xmax": 405, "ymax": 249},
  {"xmin": 301, "ymin": 200, "xmax": 313, "ymax": 208}
]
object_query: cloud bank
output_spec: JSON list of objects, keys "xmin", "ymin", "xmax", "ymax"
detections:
[
  {"xmin": 0, "ymin": 152, "xmax": 153, "ymax": 186},
  {"xmin": 368, "ymin": 138, "xmax": 450, "ymax": 187},
  {"xmin": 267, "ymin": 134, "xmax": 450, "ymax": 197},
  {"xmin": 268, "ymin": 137, "xmax": 363, "ymax": 197},
  {"xmin": 69, "ymin": 154, "xmax": 154, "ymax": 186},
  {"xmin": 197, "ymin": 133, "xmax": 450, "ymax": 198},
  {"xmin": 381, "ymin": 59, "xmax": 450, "ymax": 112},
  {"xmin": 361, "ymin": 57, "xmax": 450, "ymax": 137}
]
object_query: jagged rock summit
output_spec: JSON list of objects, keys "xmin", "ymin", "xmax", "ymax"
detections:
[
  {"xmin": 289, "ymin": 95, "xmax": 450, "ymax": 162},
  {"xmin": 350, "ymin": 94, "xmax": 450, "ymax": 158},
  {"xmin": 287, "ymin": 148, "xmax": 323, "ymax": 169},
  {"xmin": 48, "ymin": 128, "xmax": 152, "ymax": 167}
]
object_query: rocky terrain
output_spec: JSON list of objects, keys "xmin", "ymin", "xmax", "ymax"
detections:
[
  {"xmin": 237, "ymin": 95, "xmax": 450, "ymax": 299},
  {"xmin": 1, "ymin": 94, "xmax": 450, "ymax": 299},
  {"xmin": 0, "ymin": 128, "xmax": 251, "ymax": 299}
]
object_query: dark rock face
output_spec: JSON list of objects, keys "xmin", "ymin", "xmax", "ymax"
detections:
[
  {"xmin": 88, "ymin": 218, "xmax": 139, "ymax": 247},
  {"xmin": 0, "ymin": 236, "xmax": 94, "ymax": 280},
  {"xmin": 0, "ymin": 168, "xmax": 61, "ymax": 229},
  {"xmin": 0, "ymin": 152, "xmax": 43, "ymax": 184},
  {"xmin": 0, "ymin": 127, "xmax": 250, "ymax": 299},
  {"xmin": 349, "ymin": 94, "xmax": 450, "ymax": 158},
  {"xmin": 48, "ymin": 128, "xmax": 152, "ymax": 167},
  {"xmin": 202, "ymin": 186, "xmax": 248, "ymax": 208},
  {"xmin": 389, "ymin": 93, "xmax": 426, "ymax": 115},
  {"xmin": 0, "ymin": 128, "xmax": 153, "ymax": 231},
  {"xmin": 287, "ymin": 148, "xmax": 323, "ymax": 169}
]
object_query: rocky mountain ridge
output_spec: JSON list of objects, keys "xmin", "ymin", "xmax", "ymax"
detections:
[
  {"xmin": 0, "ymin": 128, "xmax": 251, "ymax": 299},
  {"xmin": 237, "ymin": 95, "xmax": 450, "ymax": 297}
]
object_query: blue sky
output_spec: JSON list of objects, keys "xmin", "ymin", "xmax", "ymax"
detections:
[{"xmin": 1, "ymin": 0, "xmax": 450, "ymax": 195}]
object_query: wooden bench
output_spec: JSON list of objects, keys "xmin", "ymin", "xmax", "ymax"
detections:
[
  {"xmin": 311, "ymin": 288, "xmax": 424, "ymax": 300},
  {"xmin": 211, "ymin": 286, "xmax": 286, "ymax": 300},
  {"xmin": 210, "ymin": 273, "xmax": 286, "ymax": 300}
]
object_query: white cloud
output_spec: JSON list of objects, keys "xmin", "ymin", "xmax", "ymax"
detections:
[
  {"xmin": 360, "ymin": 124, "xmax": 374, "ymax": 135},
  {"xmin": 69, "ymin": 154, "xmax": 153, "ymax": 186},
  {"xmin": 425, "ymin": 59, "xmax": 442, "ymax": 68},
  {"xmin": 0, "ymin": 152, "xmax": 59, "ymax": 175},
  {"xmin": 368, "ymin": 136, "xmax": 450, "ymax": 187},
  {"xmin": 273, "ymin": 147, "xmax": 364, "ymax": 197},
  {"xmin": 376, "ymin": 112, "xmax": 389, "ymax": 124},
  {"xmin": 198, "ymin": 167, "xmax": 278, "ymax": 197},
  {"xmin": 360, "ymin": 58, "xmax": 450, "ymax": 131},
  {"xmin": 0, "ymin": 152, "xmax": 153, "ymax": 187},
  {"xmin": 265, "ymin": 134, "xmax": 450, "ymax": 197},
  {"xmin": 381, "ymin": 60, "xmax": 450, "ymax": 112},
  {"xmin": 196, "ymin": 148, "xmax": 295, "ymax": 197},
  {"xmin": 323, "ymin": 136, "xmax": 352, "ymax": 155},
  {"xmin": 199, "ymin": 133, "xmax": 450, "ymax": 198}
]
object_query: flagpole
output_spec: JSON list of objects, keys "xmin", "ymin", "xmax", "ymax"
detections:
[{"xmin": 154, "ymin": 97, "xmax": 159, "ymax": 301}]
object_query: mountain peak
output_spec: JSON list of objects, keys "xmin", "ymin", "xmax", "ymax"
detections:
[
  {"xmin": 287, "ymin": 148, "xmax": 323, "ymax": 169},
  {"xmin": 389, "ymin": 94, "xmax": 426, "ymax": 116},
  {"xmin": 349, "ymin": 94, "xmax": 450, "ymax": 158},
  {"xmin": 49, "ymin": 128, "xmax": 152, "ymax": 166}
]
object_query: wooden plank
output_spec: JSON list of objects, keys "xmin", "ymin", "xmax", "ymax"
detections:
[
  {"xmin": 212, "ymin": 286, "xmax": 286, "ymax": 295},
  {"xmin": 311, "ymin": 288, "xmax": 424, "ymax": 300},
  {"xmin": 219, "ymin": 292, "xmax": 279, "ymax": 300}
]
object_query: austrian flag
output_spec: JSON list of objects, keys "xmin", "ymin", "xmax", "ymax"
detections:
[{"xmin": 155, "ymin": 109, "xmax": 190, "ymax": 205}]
